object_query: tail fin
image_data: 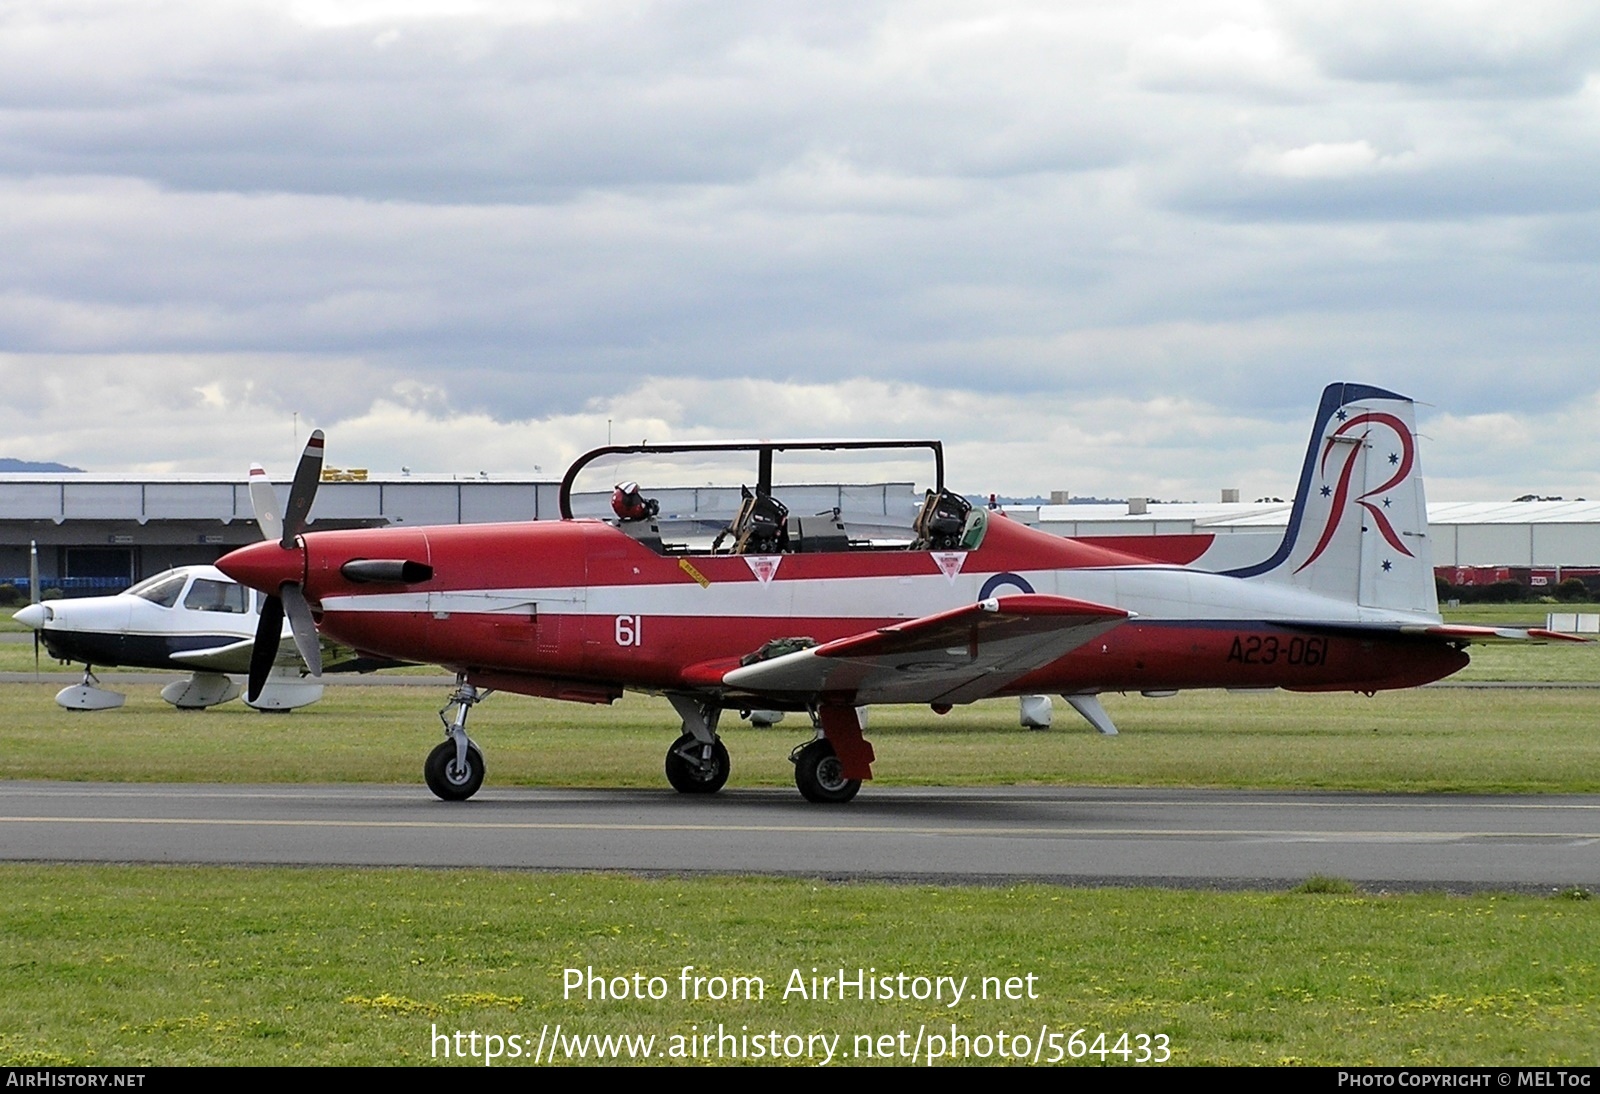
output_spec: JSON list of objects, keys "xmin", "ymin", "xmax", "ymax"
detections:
[{"xmin": 1224, "ymin": 383, "xmax": 1437, "ymax": 615}]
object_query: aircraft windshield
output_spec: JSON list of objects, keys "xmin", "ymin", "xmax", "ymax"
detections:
[{"xmin": 128, "ymin": 573, "xmax": 186, "ymax": 608}]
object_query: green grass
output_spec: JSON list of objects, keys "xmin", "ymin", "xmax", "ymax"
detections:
[
  {"xmin": 4, "ymin": 683, "xmax": 1600, "ymax": 792},
  {"xmin": 0, "ymin": 866, "xmax": 1594, "ymax": 1066},
  {"xmin": 1447, "ymin": 641, "xmax": 1600, "ymax": 681},
  {"xmin": 1441, "ymin": 603, "xmax": 1597, "ymax": 626}
]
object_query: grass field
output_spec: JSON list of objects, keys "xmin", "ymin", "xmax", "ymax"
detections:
[
  {"xmin": 2, "ymin": 682, "xmax": 1600, "ymax": 792},
  {"xmin": 1, "ymin": 866, "xmax": 1595, "ymax": 1067}
]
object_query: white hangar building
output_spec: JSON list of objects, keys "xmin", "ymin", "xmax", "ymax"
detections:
[
  {"xmin": 1014, "ymin": 498, "xmax": 1600, "ymax": 583},
  {"xmin": 0, "ymin": 473, "xmax": 565, "ymax": 590},
  {"xmin": 0, "ymin": 472, "xmax": 918, "ymax": 592}
]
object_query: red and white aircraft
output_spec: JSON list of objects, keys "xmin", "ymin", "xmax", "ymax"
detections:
[{"xmin": 217, "ymin": 382, "xmax": 1572, "ymax": 804}]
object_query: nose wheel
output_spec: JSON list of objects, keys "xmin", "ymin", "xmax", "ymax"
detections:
[
  {"xmin": 664, "ymin": 694, "xmax": 730, "ymax": 794},
  {"xmin": 427, "ymin": 678, "xmax": 489, "ymax": 801},
  {"xmin": 425, "ymin": 739, "xmax": 485, "ymax": 801}
]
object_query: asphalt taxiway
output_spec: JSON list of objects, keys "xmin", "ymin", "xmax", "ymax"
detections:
[{"xmin": 3, "ymin": 781, "xmax": 1597, "ymax": 891}]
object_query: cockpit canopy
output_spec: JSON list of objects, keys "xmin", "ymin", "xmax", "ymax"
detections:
[
  {"xmin": 128, "ymin": 568, "xmax": 259, "ymax": 614},
  {"xmin": 559, "ymin": 440, "xmax": 987, "ymax": 556}
]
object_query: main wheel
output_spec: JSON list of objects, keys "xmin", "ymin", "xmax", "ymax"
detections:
[
  {"xmin": 664, "ymin": 733, "xmax": 730, "ymax": 794},
  {"xmin": 792, "ymin": 738, "xmax": 860, "ymax": 804},
  {"xmin": 425, "ymin": 739, "xmax": 485, "ymax": 801}
]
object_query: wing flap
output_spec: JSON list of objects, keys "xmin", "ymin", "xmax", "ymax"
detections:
[{"xmin": 721, "ymin": 593, "xmax": 1130, "ymax": 705}]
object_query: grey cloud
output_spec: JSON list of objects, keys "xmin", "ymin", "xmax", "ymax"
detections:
[
  {"xmin": 0, "ymin": 1, "xmax": 1131, "ymax": 202},
  {"xmin": 1, "ymin": 0, "xmax": 1599, "ymax": 469},
  {"xmin": 1280, "ymin": 1, "xmax": 1600, "ymax": 95}
]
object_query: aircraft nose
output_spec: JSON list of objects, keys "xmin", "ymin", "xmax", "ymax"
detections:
[
  {"xmin": 217, "ymin": 538, "xmax": 305, "ymax": 593},
  {"xmin": 14, "ymin": 603, "xmax": 49, "ymax": 629}
]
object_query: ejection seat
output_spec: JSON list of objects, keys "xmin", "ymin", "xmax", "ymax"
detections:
[
  {"xmin": 713, "ymin": 486, "xmax": 790, "ymax": 554},
  {"xmin": 911, "ymin": 489, "xmax": 973, "ymax": 550}
]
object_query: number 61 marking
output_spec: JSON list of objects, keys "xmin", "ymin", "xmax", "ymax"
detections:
[{"xmin": 615, "ymin": 615, "xmax": 643, "ymax": 647}]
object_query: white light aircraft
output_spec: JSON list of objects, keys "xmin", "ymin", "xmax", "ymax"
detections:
[{"xmin": 15, "ymin": 565, "xmax": 326, "ymax": 711}]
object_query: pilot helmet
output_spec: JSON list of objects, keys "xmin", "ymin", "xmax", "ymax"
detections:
[{"xmin": 611, "ymin": 481, "xmax": 653, "ymax": 522}]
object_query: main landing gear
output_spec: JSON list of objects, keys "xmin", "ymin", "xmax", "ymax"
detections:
[
  {"xmin": 789, "ymin": 738, "xmax": 860, "ymax": 804},
  {"xmin": 426, "ymin": 678, "xmax": 489, "ymax": 801},
  {"xmin": 665, "ymin": 695, "xmax": 730, "ymax": 794},
  {"xmin": 654, "ymin": 697, "xmax": 877, "ymax": 803},
  {"xmin": 788, "ymin": 705, "xmax": 874, "ymax": 804}
]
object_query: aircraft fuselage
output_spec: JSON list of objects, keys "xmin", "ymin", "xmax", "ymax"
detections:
[{"xmin": 221, "ymin": 513, "xmax": 1467, "ymax": 706}]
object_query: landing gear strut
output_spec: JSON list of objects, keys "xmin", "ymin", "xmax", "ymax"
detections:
[
  {"xmin": 426, "ymin": 678, "xmax": 488, "ymax": 801},
  {"xmin": 665, "ymin": 695, "xmax": 730, "ymax": 794}
]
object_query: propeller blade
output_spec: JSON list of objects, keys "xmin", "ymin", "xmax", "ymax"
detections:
[
  {"xmin": 280, "ymin": 429, "xmax": 324, "ymax": 549},
  {"xmin": 279, "ymin": 582, "xmax": 323, "ymax": 677},
  {"xmin": 248, "ymin": 463, "xmax": 283, "ymax": 543},
  {"xmin": 248, "ymin": 593, "xmax": 285, "ymax": 702}
]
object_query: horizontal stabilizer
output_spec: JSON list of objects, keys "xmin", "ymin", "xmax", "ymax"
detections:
[
  {"xmin": 1409, "ymin": 623, "xmax": 1591, "ymax": 644},
  {"xmin": 721, "ymin": 593, "xmax": 1130, "ymax": 705},
  {"xmin": 1261, "ymin": 620, "xmax": 1592, "ymax": 645}
]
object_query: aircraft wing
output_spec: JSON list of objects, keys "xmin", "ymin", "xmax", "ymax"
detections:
[
  {"xmin": 168, "ymin": 639, "xmax": 258, "ymax": 673},
  {"xmin": 720, "ymin": 593, "xmax": 1130, "ymax": 705},
  {"xmin": 169, "ymin": 634, "xmax": 320, "ymax": 673}
]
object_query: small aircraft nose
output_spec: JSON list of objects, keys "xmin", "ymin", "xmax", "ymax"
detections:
[
  {"xmin": 14, "ymin": 603, "xmax": 49, "ymax": 629},
  {"xmin": 217, "ymin": 538, "xmax": 305, "ymax": 593}
]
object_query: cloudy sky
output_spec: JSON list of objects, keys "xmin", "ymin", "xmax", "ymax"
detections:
[{"xmin": 1, "ymin": 0, "xmax": 1597, "ymax": 501}]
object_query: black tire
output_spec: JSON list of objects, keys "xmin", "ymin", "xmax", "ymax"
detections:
[
  {"xmin": 425, "ymin": 739, "xmax": 485, "ymax": 801},
  {"xmin": 664, "ymin": 732, "xmax": 730, "ymax": 794},
  {"xmin": 792, "ymin": 738, "xmax": 860, "ymax": 804}
]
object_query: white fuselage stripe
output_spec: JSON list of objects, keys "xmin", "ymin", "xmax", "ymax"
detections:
[{"xmin": 318, "ymin": 568, "xmax": 1439, "ymax": 626}]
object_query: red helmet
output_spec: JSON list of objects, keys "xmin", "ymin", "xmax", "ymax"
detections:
[{"xmin": 611, "ymin": 482, "xmax": 652, "ymax": 522}]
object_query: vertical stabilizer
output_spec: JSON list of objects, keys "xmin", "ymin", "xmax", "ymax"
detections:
[{"xmin": 1224, "ymin": 383, "xmax": 1437, "ymax": 615}]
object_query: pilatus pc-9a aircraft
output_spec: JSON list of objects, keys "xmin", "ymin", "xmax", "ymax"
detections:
[{"xmin": 218, "ymin": 383, "xmax": 1575, "ymax": 803}]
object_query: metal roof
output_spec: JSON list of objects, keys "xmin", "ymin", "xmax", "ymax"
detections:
[{"xmin": 1024, "ymin": 500, "xmax": 1600, "ymax": 530}]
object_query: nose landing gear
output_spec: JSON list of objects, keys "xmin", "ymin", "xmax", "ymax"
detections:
[
  {"xmin": 426, "ymin": 678, "xmax": 489, "ymax": 801},
  {"xmin": 665, "ymin": 694, "xmax": 730, "ymax": 794}
]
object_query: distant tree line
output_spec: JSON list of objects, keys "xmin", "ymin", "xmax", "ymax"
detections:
[{"xmin": 1436, "ymin": 576, "xmax": 1596, "ymax": 604}]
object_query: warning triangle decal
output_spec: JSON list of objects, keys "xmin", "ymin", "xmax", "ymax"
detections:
[
  {"xmin": 931, "ymin": 552, "xmax": 967, "ymax": 582},
  {"xmin": 744, "ymin": 555, "xmax": 782, "ymax": 585}
]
